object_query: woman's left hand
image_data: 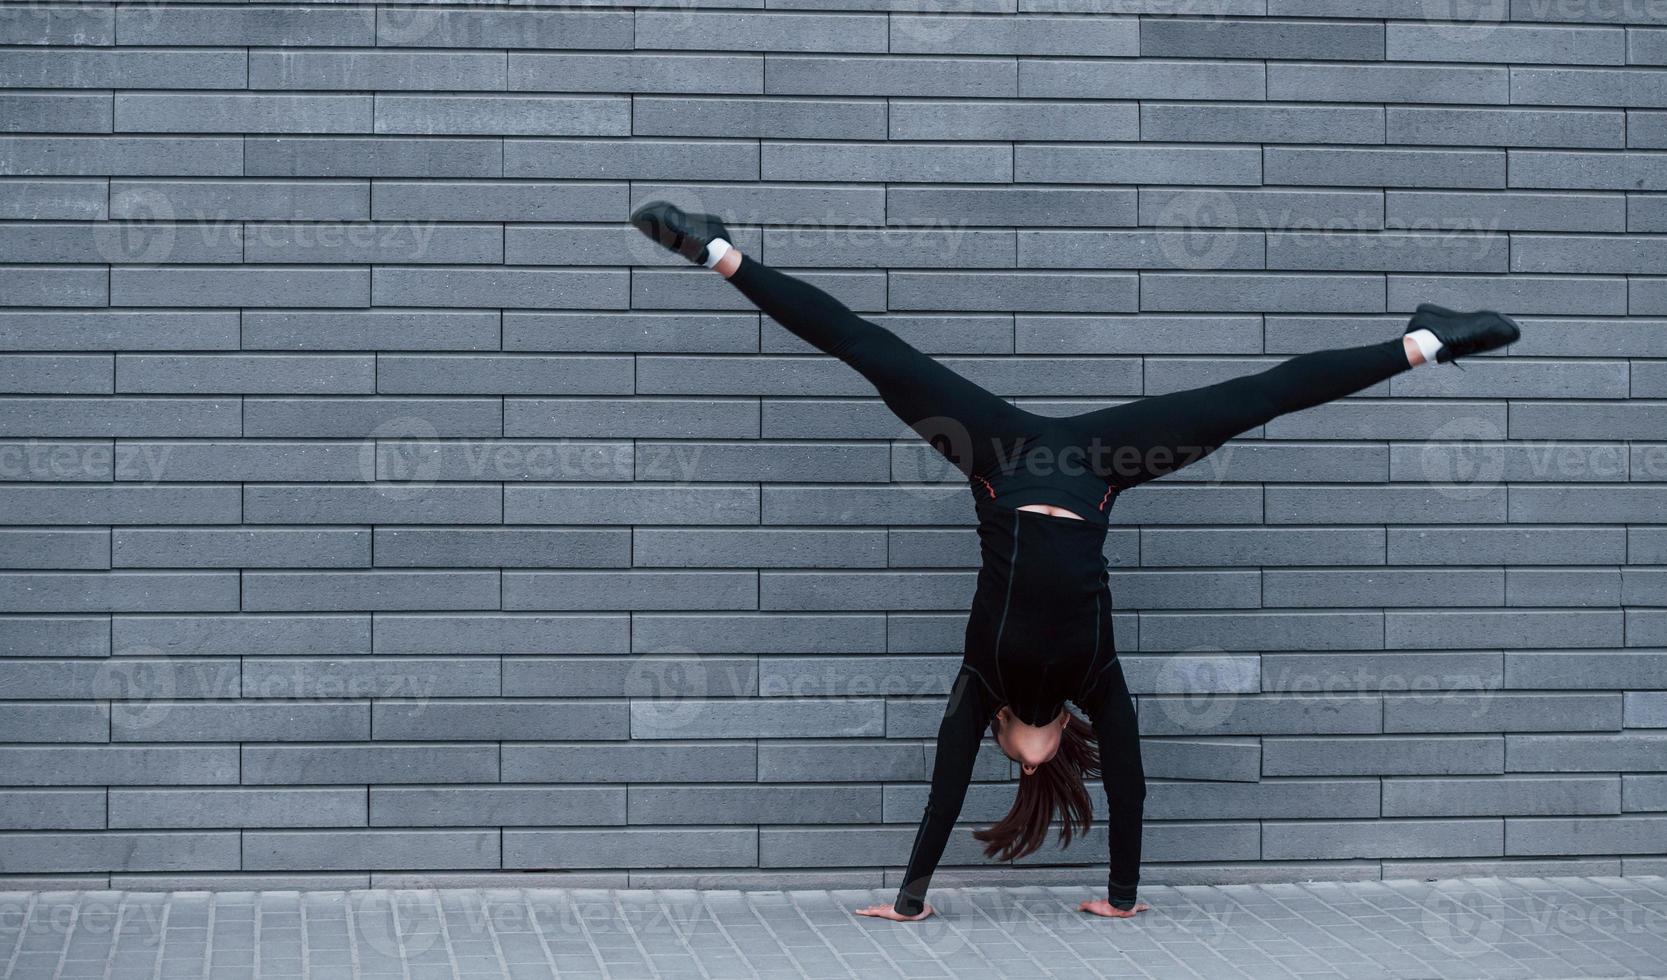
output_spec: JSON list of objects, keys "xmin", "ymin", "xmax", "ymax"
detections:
[
  {"xmin": 855, "ymin": 902, "xmax": 933, "ymax": 921},
  {"xmin": 1079, "ymin": 899, "xmax": 1150, "ymax": 918}
]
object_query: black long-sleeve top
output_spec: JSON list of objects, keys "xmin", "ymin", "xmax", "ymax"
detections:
[{"xmin": 892, "ymin": 499, "xmax": 1145, "ymax": 917}]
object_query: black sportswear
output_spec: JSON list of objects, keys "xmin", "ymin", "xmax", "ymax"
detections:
[
  {"xmin": 624, "ymin": 212, "xmax": 1515, "ymax": 918},
  {"xmin": 1406, "ymin": 303, "xmax": 1522, "ymax": 364},
  {"xmin": 629, "ymin": 200, "xmax": 732, "ymax": 266},
  {"xmin": 710, "ymin": 253, "xmax": 1424, "ymax": 918}
]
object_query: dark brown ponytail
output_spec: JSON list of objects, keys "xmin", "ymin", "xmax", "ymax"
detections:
[{"xmin": 973, "ymin": 709, "xmax": 1101, "ymax": 862}]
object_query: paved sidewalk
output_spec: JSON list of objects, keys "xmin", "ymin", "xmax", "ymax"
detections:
[{"xmin": 3, "ymin": 877, "xmax": 1665, "ymax": 979}]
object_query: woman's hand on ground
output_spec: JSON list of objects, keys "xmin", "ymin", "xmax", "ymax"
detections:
[
  {"xmin": 1079, "ymin": 899, "xmax": 1150, "ymax": 918},
  {"xmin": 855, "ymin": 903, "xmax": 933, "ymax": 921}
]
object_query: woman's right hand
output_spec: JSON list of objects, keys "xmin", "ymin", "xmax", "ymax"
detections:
[
  {"xmin": 855, "ymin": 902, "xmax": 934, "ymax": 921},
  {"xmin": 1080, "ymin": 899, "xmax": 1150, "ymax": 918}
]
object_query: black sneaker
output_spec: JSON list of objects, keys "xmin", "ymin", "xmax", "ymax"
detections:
[
  {"xmin": 629, "ymin": 200, "xmax": 733, "ymax": 266},
  {"xmin": 1406, "ymin": 303, "xmax": 1522, "ymax": 366}
]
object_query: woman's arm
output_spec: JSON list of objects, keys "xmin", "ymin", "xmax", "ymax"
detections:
[
  {"xmin": 881, "ymin": 665, "xmax": 995, "ymax": 918},
  {"xmin": 1080, "ymin": 659, "xmax": 1148, "ymax": 915}
]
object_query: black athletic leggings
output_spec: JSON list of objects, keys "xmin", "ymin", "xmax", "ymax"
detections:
[{"xmin": 727, "ymin": 253, "xmax": 1413, "ymax": 495}]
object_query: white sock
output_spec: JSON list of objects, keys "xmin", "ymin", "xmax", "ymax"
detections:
[
  {"xmin": 701, "ymin": 238, "xmax": 731, "ymax": 269},
  {"xmin": 1407, "ymin": 328, "xmax": 1443, "ymax": 364}
]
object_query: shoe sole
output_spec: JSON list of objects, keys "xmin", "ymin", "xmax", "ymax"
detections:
[
  {"xmin": 1410, "ymin": 303, "xmax": 1521, "ymax": 362},
  {"xmin": 1413, "ymin": 302, "xmax": 1519, "ymax": 332}
]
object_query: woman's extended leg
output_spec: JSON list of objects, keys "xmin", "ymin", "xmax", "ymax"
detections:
[
  {"xmin": 1072, "ymin": 338, "xmax": 1416, "ymax": 492},
  {"xmin": 1069, "ymin": 307, "xmax": 1521, "ymax": 493},
  {"xmin": 632, "ymin": 200, "xmax": 1030, "ymax": 478},
  {"xmin": 722, "ymin": 251, "xmax": 1029, "ymax": 479}
]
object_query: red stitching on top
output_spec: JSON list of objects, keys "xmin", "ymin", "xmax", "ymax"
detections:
[
  {"xmin": 1097, "ymin": 485, "xmax": 1115, "ymax": 511},
  {"xmin": 971, "ymin": 474, "xmax": 996, "ymax": 499}
]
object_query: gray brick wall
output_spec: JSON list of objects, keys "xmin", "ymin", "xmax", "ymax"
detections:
[{"xmin": 1, "ymin": 1, "xmax": 1664, "ymax": 891}]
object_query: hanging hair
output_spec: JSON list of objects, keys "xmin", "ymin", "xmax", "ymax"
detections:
[{"xmin": 973, "ymin": 708, "xmax": 1101, "ymax": 862}]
